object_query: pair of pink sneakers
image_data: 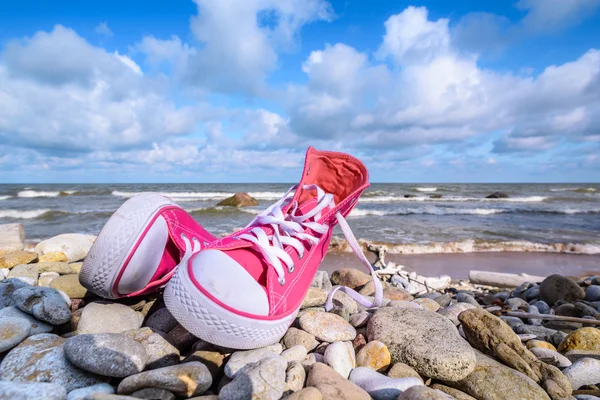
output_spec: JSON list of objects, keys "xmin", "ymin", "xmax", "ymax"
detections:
[{"xmin": 80, "ymin": 147, "xmax": 382, "ymax": 349}]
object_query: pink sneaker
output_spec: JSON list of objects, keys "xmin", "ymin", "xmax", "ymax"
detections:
[
  {"xmin": 164, "ymin": 147, "xmax": 383, "ymax": 349},
  {"xmin": 80, "ymin": 193, "xmax": 216, "ymax": 299}
]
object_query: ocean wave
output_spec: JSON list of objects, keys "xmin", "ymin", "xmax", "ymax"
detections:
[
  {"xmin": 0, "ymin": 209, "xmax": 51, "ymax": 219},
  {"xmin": 359, "ymin": 195, "xmax": 548, "ymax": 203},
  {"xmin": 17, "ymin": 190, "xmax": 78, "ymax": 198},
  {"xmin": 551, "ymin": 187, "xmax": 597, "ymax": 193},
  {"xmin": 112, "ymin": 190, "xmax": 284, "ymax": 201},
  {"xmin": 330, "ymin": 238, "xmax": 600, "ymax": 255},
  {"xmin": 350, "ymin": 207, "xmax": 504, "ymax": 217},
  {"xmin": 416, "ymin": 187, "xmax": 437, "ymax": 192},
  {"xmin": 363, "ymin": 190, "xmax": 388, "ymax": 198},
  {"xmin": 0, "ymin": 195, "xmax": 11, "ymax": 200}
]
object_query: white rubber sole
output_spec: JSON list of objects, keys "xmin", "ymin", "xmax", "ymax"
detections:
[
  {"xmin": 80, "ymin": 193, "xmax": 176, "ymax": 299},
  {"xmin": 164, "ymin": 259, "xmax": 298, "ymax": 349}
]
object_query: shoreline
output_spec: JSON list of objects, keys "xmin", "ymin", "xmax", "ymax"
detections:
[{"xmin": 321, "ymin": 251, "xmax": 600, "ymax": 279}]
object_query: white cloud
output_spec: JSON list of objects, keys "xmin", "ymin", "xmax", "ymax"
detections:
[
  {"xmin": 94, "ymin": 22, "xmax": 113, "ymax": 37},
  {"xmin": 517, "ymin": 0, "xmax": 600, "ymax": 33}
]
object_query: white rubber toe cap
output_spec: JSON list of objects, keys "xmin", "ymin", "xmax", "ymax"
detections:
[{"xmin": 190, "ymin": 249, "xmax": 270, "ymax": 316}]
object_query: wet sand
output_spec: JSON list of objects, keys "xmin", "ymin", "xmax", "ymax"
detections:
[{"xmin": 320, "ymin": 251, "xmax": 600, "ymax": 279}]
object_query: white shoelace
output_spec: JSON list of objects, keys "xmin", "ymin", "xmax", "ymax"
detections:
[{"xmin": 237, "ymin": 184, "xmax": 383, "ymax": 310}]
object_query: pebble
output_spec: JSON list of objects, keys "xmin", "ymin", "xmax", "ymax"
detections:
[
  {"xmin": 456, "ymin": 293, "xmax": 479, "ymax": 306},
  {"xmin": 166, "ymin": 324, "xmax": 196, "ymax": 352},
  {"xmin": 323, "ymin": 341, "xmax": 355, "ymax": 379},
  {"xmin": 563, "ymin": 357, "xmax": 600, "ymax": 389},
  {"xmin": 281, "ymin": 345, "xmax": 308, "ymax": 363},
  {"xmin": 64, "ymin": 333, "xmax": 147, "ymax": 377},
  {"xmin": 37, "ymin": 262, "xmax": 77, "ymax": 275},
  {"xmin": 387, "ymin": 300, "xmax": 421, "ymax": 309},
  {"xmin": 382, "ymin": 287, "xmax": 413, "ymax": 301},
  {"xmin": 523, "ymin": 285, "xmax": 540, "ymax": 301},
  {"xmin": 575, "ymin": 302, "xmax": 600, "ymax": 317},
  {"xmin": 555, "ymin": 303, "xmax": 579, "ymax": 317},
  {"xmin": 224, "ymin": 343, "xmax": 282, "ymax": 378},
  {"xmin": 220, "ymin": 356, "xmax": 287, "ymax": 400},
  {"xmin": 500, "ymin": 316, "xmax": 524, "ymax": 329},
  {"xmin": 283, "ymin": 387, "xmax": 322, "ymax": 400},
  {"xmin": 348, "ymin": 367, "xmax": 423, "ymax": 400},
  {"xmin": 78, "ymin": 302, "xmax": 142, "ymax": 334},
  {"xmin": 515, "ymin": 324, "xmax": 557, "ymax": 342},
  {"xmin": 39, "ymin": 271, "xmax": 60, "ymax": 286},
  {"xmin": 0, "ymin": 317, "xmax": 31, "ymax": 352},
  {"xmin": 34, "ymin": 234, "xmax": 95, "ymax": 263},
  {"xmin": 7, "ymin": 264, "xmax": 39, "ymax": 285},
  {"xmin": 437, "ymin": 302, "xmax": 477, "ymax": 325},
  {"xmin": 0, "ymin": 305, "xmax": 53, "ymax": 335},
  {"xmin": 505, "ymin": 297, "xmax": 528, "ymax": 310},
  {"xmin": 12, "ymin": 286, "xmax": 71, "ymax": 325},
  {"xmin": 126, "ymin": 328, "xmax": 180, "ymax": 370},
  {"xmin": 50, "ymin": 274, "xmax": 88, "ymax": 298},
  {"xmin": 356, "ymin": 340, "xmax": 391, "ymax": 372},
  {"xmin": 0, "ymin": 381, "xmax": 67, "ymax": 400},
  {"xmin": 413, "ymin": 298, "xmax": 440, "ymax": 312},
  {"xmin": 299, "ymin": 311, "xmax": 356, "ymax": 343},
  {"xmin": 359, "ymin": 280, "xmax": 389, "ymax": 296},
  {"xmin": 558, "ymin": 327, "xmax": 600, "ymax": 352},
  {"xmin": 311, "ymin": 271, "xmax": 332, "ymax": 292},
  {"xmin": 302, "ymin": 288, "xmax": 328, "ymax": 309},
  {"xmin": 565, "ymin": 350, "xmax": 600, "ymax": 362},
  {"xmin": 144, "ymin": 307, "xmax": 179, "ymax": 333},
  {"xmin": 130, "ymin": 388, "xmax": 175, "ymax": 400},
  {"xmin": 539, "ymin": 274, "xmax": 585, "ymax": 305},
  {"xmin": 306, "ymin": 362, "xmax": 370, "ymax": 400},
  {"xmin": 67, "ymin": 383, "xmax": 115, "ymax": 400},
  {"xmin": 529, "ymin": 347, "xmax": 572, "ymax": 368},
  {"xmin": 531, "ymin": 300, "xmax": 551, "ymax": 314},
  {"xmin": 283, "ymin": 327, "xmax": 319, "ymax": 352},
  {"xmin": 526, "ymin": 339, "xmax": 556, "ymax": 351},
  {"xmin": 0, "ymin": 333, "xmax": 104, "ymax": 391},
  {"xmin": 386, "ymin": 363, "xmax": 422, "ymax": 381},
  {"xmin": 117, "ymin": 362, "xmax": 212, "ymax": 397},
  {"xmin": 0, "ymin": 251, "xmax": 38, "ymax": 269},
  {"xmin": 301, "ymin": 353, "xmax": 324, "ymax": 372},
  {"xmin": 518, "ymin": 334, "xmax": 538, "ymax": 342},
  {"xmin": 586, "ymin": 285, "xmax": 600, "ymax": 302},
  {"xmin": 331, "ymin": 268, "xmax": 371, "ymax": 289},
  {"xmin": 434, "ymin": 293, "xmax": 452, "ymax": 307},
  {"xmin": 184, "ymin": 349, "xmax": 225, "ymax": 381},
  {"xmin": 349, "ymin": 311, "xmax": 370, "ymax": 328},
  {"xmin": 397, "ymin": 385, "xmax": 454, "ymax": 399},
  {"xmin": 430, "ymin": 384, "xmax": 478, "ymax": 400},
  {"xmin": 527, "ymin": 304, "xmax": 542, "ymax": 325},
  {"xmin": 367, "ymin": 307, "xmax": 476, "ymax": 382},
  {"xmin": 286, "ymin": 361, "xmax": 306, "ymax": 392}
]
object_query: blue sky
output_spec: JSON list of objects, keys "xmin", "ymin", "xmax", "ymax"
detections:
[{"xmin": 0, "ymin": 0, "xmax": 599, "ymax": 183}]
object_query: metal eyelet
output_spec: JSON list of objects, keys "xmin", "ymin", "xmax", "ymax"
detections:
[
  {"xmin": 288, "ymin": 265, "xmax": 295, "ymax": 273},
  {"xmin": 298, "ymin": 252, "xmax": 304, "ymax": 260},
  {"xmin": 278, "ymin": 277, "xmax": 286, "ymax": 286},
  {"xmin": 180, "ymin": 233, "xmax": 187, "ymax": 241},
  {"xmin": 203, "ymin": 241, "xmax": 210, "ymax": 246},
  {"xmin": 192, "ymin": 237, "xmax": 200, "ymax": 245}
]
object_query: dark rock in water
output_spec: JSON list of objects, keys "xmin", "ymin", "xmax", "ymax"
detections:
[
  {"xmin": 404, "ymin": 194, "xmax": 416, "ymax": 198},
  {"xmin": 539, "ymin": 275, "xmax": 585, "ymax": 305},
  {"xmin": 485, "ymin": 192, "xmax": 509, "ymax": 199},
  {"xmin": 429, "ymin": 194, "xmax": 442, "ymax": 199},
  {"xmin": 216, "ymin": 192, "xmax": 258, "ymax": 207}
]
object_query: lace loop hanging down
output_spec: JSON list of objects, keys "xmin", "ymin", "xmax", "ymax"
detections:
[{"xmin": 236, "ymin": 184, "xmax": 383, "ymax": 309}]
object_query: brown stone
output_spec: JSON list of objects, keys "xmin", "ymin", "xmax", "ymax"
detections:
[
  {"xmin": 0, "ymin": 251, "xmax": 37, "ymax": 269},
  {"xmin": 527, "ymin": 340, "xmax": 557, "ymax": 351},
  {"xmin": 382, "ymin": 286, "xmax": 413, "ymax": 301},
  {"xmin": 387, "ymin": 363, "xmax": 422, "ymax": 381},
  {"xmin": 459, "ymin": 308, "xmax": 572, "ymax": 400},
  {"xmin": 355, "ymin": 340, "xmax": 391, "ymax": 372},
  {"xmin": 430, "ymin": 384, "xmax": 477, "ymax": 400},
  {"xmin": 283, "ymin": 387, "xmax": 322, "ymax": 400},
  {"xmin": 306, "ymin": 363, "xmax": 369, "ymax": 400},
  {"xmin": 50, "ymin": 274, "xmax": 88, "ymax": 299},
  {"xmin": 216, "ymin": 193, "xmax": 258, "ymax": 207},
  {"xmin": 330, "ymin": 269, "xmax": 371, "ymax": 289},
  {"xmin": 558, "ymin": 327, "xmax": 600, "ymax": 353},
  {"xmin": 39, "ymin": 252, "xmax": 68, "ymax": 263}
]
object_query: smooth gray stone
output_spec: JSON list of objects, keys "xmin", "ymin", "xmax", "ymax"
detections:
[
  {"xmin": 0, "ymin": 305, "xmax": 53, "ymax": 335},
  {"xmin": 585, "ymin": 285, "xmax": 600, "ymax": 302},
  {"xmin": 505, "ymin": 297, "xmax": 529, "ymax": 310},
  {"xmin": 67, "ymin": 383, "xmax": 115, "ymax": 400},
  {"xmin": 219, "ymin": 356, "xmax": 287, "ymax": 400},
  {"xmin": 531, "ymin": 300, "xmax": 550, "ymax": 314},
  {"xmin": 0, "ymin": 317, "xmax": 31, "ymax": 352},
  {"xmin": 349, "ymin": 367, "xmax": 423, "ymax": 400},
  {"xmin": 0, "ymin": 381, "xmax": 67, "ymax": 400},
  {"xmin": 563, "ymin": 357, "xmax": 600, "ymax": 389},
  {"xmin": 455, "ymin": 293, "xmax": 479, "ymax": 307},
  {"xmin": 523, "ymin": 286, "xmax": 540, "ymax": 301},
  {"xmin": 12, "ymin": 286, "xmax": 71, "ymax": 325},
  {"xmin": 527, "ymin": 305, "xmax": 542, "ymax": 326},
  {"xmin": 224, "ymin": 344, "xmax": 282, "ymax": 378}
]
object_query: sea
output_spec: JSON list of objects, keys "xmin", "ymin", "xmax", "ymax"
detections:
[{"xmin": 1, "ymin": 183, "xmax": 599, "ymax": 255}]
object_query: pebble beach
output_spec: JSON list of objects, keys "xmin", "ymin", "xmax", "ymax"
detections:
[{"xmin": 0, "ymin": 223, "xmax": 600, "ymax": 400}]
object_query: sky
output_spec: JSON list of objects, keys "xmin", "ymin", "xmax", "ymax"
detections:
[{"xmin": 0, "ymin": 0, "xmax": 599, "ymax": 183}]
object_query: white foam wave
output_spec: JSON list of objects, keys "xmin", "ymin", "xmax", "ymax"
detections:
[
  {"xmin": 360, "ymin": 195, "xmax": 547, "ymax": 203},
  {"xmin": 112, "ymin": 190, "xmax": 284, "ymax": 201},
  {"xmin": 350, "ymin": 207, "xmax": 504, "ymax": 217},
  {"xmin": 0, "ymin": 195, "xmax": 11, "ymax": 200},
  {"xmin": 17, "ymin": 190, "xmax": 60, "ymax": 198},
  {"xmin": 0, "ymin": 209, "xmax": 50, "ymax": 219},
  {"xmin": 551, "ymin": 187, "xmax": 597, "ymax": 192},
  {"xmin": 416, "ymin": 187, "xmax": 437, "ymax": 192}
]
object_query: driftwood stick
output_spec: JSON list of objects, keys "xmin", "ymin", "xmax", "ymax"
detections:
[{"xmin": 503, "ymin": 311, "xmax": 600, "ymax": 326}]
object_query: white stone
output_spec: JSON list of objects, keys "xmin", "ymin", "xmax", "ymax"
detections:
[
  {"xmin": 34, "ymin": 234, "xmax": 96, "ymax": 263},
  {"xmin": 349, "ymin": 367, "xmax": 423, "ymax": 400},
  {"xmin": 281, "ymin": 345, "xmax": 308, "ymax": 364},
  {"xmin": 224, "ymin": 343, "xmax": 283, "ymax": 378},
  {"xmin": 323, "ymin": 341, "xmax": 355, "ymax": 379},
  {"xmin": 563, "ymin": 357, "xmax": 600, "ymax": 390}
]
